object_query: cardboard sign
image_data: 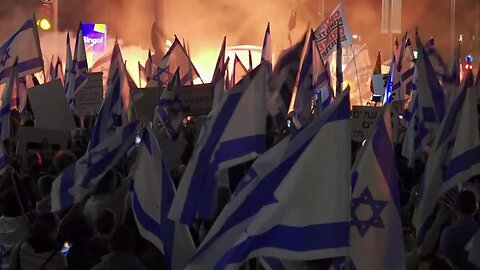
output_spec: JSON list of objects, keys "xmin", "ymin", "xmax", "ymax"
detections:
[
  {"xmin": 351, "ymin": 106, "xmax": 383, "ymax": 142},
  {"xmin": 132, "ymin": 87, "xmax": 162, "ymax": 122},
  {"xmin": 313, "ymin": 3, "xmax": 353, "ymax": 59},
  {"xmin": 16, "ymin": 126, "xmax": 70, "ymax": 159},
  {"xmin": 74, "ymin": 72, "xmax": 104, "ymax": 117},
  {"xmin": 372, "ymin": 73, "xmax": 389, "ymax": 96},
  {"xmin": 28, "ymin": 79, "xmax": 76, "ymax": 132},
  {"xmin": 177, "ymin": 83, "xmax": 213, "ymax": 115}
]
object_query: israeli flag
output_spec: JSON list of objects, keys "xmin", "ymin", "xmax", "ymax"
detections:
[
  {"xmin": 169, "ymin": 63, "xmax": 268, "ymax": 225},
  {"xmin": 312, "ymin": 31, "xmax": 332, "ymax": 113},
  {"xmin": 0, "ymin": 15, "xmax": 43, "ymax": 84},
  {"xmin": 350, "ymin": 106, "xmax": 404, "ymax": 270},
  {"xmin": 155, "ymin": 69, "xmax": 185, "ymax": 139},
  {"xmin": 413, "ymin": 74, "xmax": 480, "ymax": 242},
  {"xmin": 88, "ymin": 68, "xmax": 126, "ymax": 151},
  {"xmin": 211, "ymin": 37, "xmax": 227, "ymax": 109},
  {"xmin": 401, "ymin": 31, "xmax": 446, "ymax": 165},
  {"xmin": 131, "ymin": 127, "xmax": 195, "ymax": 270},
  {"xmin": 390, "ymin": 55, "xmax": 405, "ymax": 102},
  {"xmin": 51, "ymin": 121, "xmax": 140, "ymax": 212},
  {"xmin": 107, "ymin": 40, "xmax": 131, "ymax": 112},
  {"xmin": 186, "ymin": 89, "xmax": 351, "ymax": 270},
  {"xmin": 400, "ymin": 38, "xmax": 415, "ymax": 96},
  {"xmin": 66, "ymin": 24, "xmax": 88, "ymax": 107},
  {"xmin": 291, "ymin": 31, "xmax": 314, "ymax": 128},
  {"xmin": 258, "ymin": 257, "xmax": 304, "ymax": 270},
  {"xmin": 0, "ymin": 61, "xmax": 17, "ymax": 142},
  {"xmin": 232, "ymin": 54, "xmax": 247, "ymax": 86},
  {"xmin": 267, "ymin": 37, "xmax": 305, "ymax": 130},
  {"xmin": 261, "ymin": 23, "xmax": 273, "ymax": 73}
]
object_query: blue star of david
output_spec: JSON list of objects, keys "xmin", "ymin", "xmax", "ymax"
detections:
[
  {"xmin": 0, "ymin": 48, "xmax": 11, "ymax": 67},
  {"xmin": 81, "ymin": 147, "xmax": 109, "ymax": 168},
  {"xmin": 156, "ymin": 66, "xmax": 174, "ymax": 82},
  {"xmin": 108, "ymin": 113, "xmax": 123, "ymax": 132},
  {"xmin": 351, "ymin": 187, "xmax": 388, "ymax": 237}
]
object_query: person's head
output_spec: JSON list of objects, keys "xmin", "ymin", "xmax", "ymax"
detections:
[
  {"xmin": 52, "ymin": 150, "xmax": 76, "ymax": 175},
  {"xmin": 37, "ymin": 175, "xmax": 55, "ymax": 198},
  {"xmin": 454, "ymin": 191, "xmax": 478, "ymax": 219},
  {"xmin": 110, "ymin": 225, "xmax": 135, "ymax": 252},
  {"xmin": 95, "ymin": 210, "xmax": 115, "ymax": 235},
  {"xmin": 29, "ymin": 213, "xmax": 59, "ymax": 240}
]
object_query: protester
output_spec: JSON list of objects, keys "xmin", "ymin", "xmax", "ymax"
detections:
[{"xmin": 9, "ymin": 213, "xmax": 66, "ymax": 270}]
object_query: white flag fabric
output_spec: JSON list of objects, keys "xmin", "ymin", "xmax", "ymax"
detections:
[
  {"xmin": 350, "ymin": 106, "xmax": 405, "ymax": 270},
  {"xmin": 0, "ymin": 16, "xmax": 43, "ymax": 84},
  {"xmin": 150, "ymin": 37, "xmax": 202, "ymax": 86},
  {"xmin": 66, "ymin": 24, "xmax": 88, "ymax": 108},
  {"xmin": 312, "ymin": 32, "xmax": 332, "ymax": 113},
  {"xmin": 390, "ymin": 55, "xmax": 405, "ymax": 102},
  {"xmin": 169, "ymin": 63, "xmax": 268, "ymax": 225},
  {"xmin": 313, "ymin": 3, "xmax": 352, "ymax": 59},
  {"xmin": 88, "ymin": 67, "xmax": 126, "ymax": 151},
  {"xmin": 155, "ymin": 70, "xmax": 185, "ymax": 139},
  {"xmin": 0, "ymin": 62, "xmax": 17, "ymax": 142},
  {"xmin": 291, "ymin": 31, "xmax": 314, "ymax": 128},
  {"xmin": 211, "ymin": 37, "xmax": 227, "ymax": 109},
  {"xmin": 413, "ymin": 74, "xmax": 480, "ymax": 241},
  {"xmin": 131, "ymin": 127, "xmax": 195, "ymax": 270},
  {"xmin": 400, "ymin": 38, "xmax": 415, "ymax": 95},
  {"xmin": 107, "ymin": 40, "xmax": 131, "ymax": 112},
  {"xmin": 51, "ymin": 121, "xmax": 140, "ymax": 212},
  {"xmin": 261, "ymin": 23, "xmax": 273, "ymax": 73},
  {"xmin": 232, "ymin": 54, "xmax": 247, "ymax": 86},
  {"xmin": 186, "ymin": 89, "xmax": 351, "ymax": 270}
]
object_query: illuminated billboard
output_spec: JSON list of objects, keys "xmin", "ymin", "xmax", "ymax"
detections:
[{"xmin": 81, "ymin": 23, "xmax": 107, "ymax": 54}]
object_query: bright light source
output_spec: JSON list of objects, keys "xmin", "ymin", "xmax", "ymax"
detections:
[
  {"xmin": 37, "ymin": 18, "xmax": 51, "ymax": 31},
  {"xmin": 352, "ymin": 34, "xmax": 359, "ymax": 39},
  {"xmin": 466, "ymin": 54, "xmax": 474, "ymax": 63}
]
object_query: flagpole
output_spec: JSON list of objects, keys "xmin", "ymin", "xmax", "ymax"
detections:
[{"xmin": 349, "ymin": 44, "xmax": 363, "ymax": 104}]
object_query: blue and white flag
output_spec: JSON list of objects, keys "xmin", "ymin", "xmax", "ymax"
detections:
[
  {"xmin": 258, "ymin": 257, "xmax": 304, "ymax": 270},
  {"xmin": 169, "ymin": 63, "xmax": 268, "ymax": 225},
  {"xmin": 88, "ymin": 68, "xmax": 126, "ymax": 150},
  {"xmin": 350, "ymin": 106, "xmax": 404, "ymax": 270},
  {"xmin": 291, "ymin": 31, "xmax": 314, "ymax": 128},
  {"xmin": 150, "ymin": 37, "xmax": 202, "ymax": 86},
  {"xmin": 401, "ymin": 31, "xmax": 446, "ymax": 165},
  {"xmin": 400, "ymin": 38, "xmax": 415, "ymax": 96},
  {"xmin": 0, "ymin": 15, "xmax": 43, "ymax": 84},
  {"xmin": 413, "ymin": 73, "xmax": 480, "ymax": 242},
  {"xmin": 0, "ymin": 61, "xmax": 17, "ymax": 142},
  {"xmin": 155, "ymin": 69, "xmax": 185, "ymax": 139},
  {"xmin": 211, "ymin": 37, "xmax": 227, "ymax": 109},
  {"xmin": 232, "ymin": 54, "xmax": 247, "ymax": 86},
  {"xmin": 107, "ymin": 40, "xmax": 131, "ymax": 112},
  {"xmin": 0, "ymin": 138, "xmax": 8, "ymax": 175},
  {"xmin": 65, "ymin": 24, "xmax": 88, "ymax": 108},
  {"xmin": 267, "ymin": 37, "xmax": 305, "ymax": 129},
  {"xmin": 186, "ymin": 89, "xmax": 351, "ymax": 270},
  {"xmin": 261, "ymin": 23, "xmax": 273, "ymax": 73},
  {"xmin": 51, "ymin": 121, "xmax": 140, "ymax": 212},
  {"xmin": 131, "ymin": 127, "xmax": 195, "ymax": 270},
  {"xmin": 312, "ymin": 32, "xmax": 332, "ymax": 113}
]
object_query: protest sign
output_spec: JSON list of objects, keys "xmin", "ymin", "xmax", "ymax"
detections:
[
  {"xmin": 351, "ymin": 105, "xmax": 383, "ymax": 142},
  {"xmin": 16, "ymin": 126, "xmax": 70, "ymax": 159},
  {"xmin": 314, "ymin": 3, "xmax": 353, "ymax": 59},
  {"xmin": 74, "ymin": 72, "xmax": 104, "ymax": 117},
  {"xmin": 132, "ymin": 87, "xmax": 162, "ymax": 122},
  {"xmin": 28, "ymin": 79, "xmax": 76, "ymax": 132},
  {"xmin": 177, "ymin": 83, "xmax": 213, "ymax": 115}
]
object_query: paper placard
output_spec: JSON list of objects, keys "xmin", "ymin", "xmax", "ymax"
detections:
[
  {"xmin": 16, "ymin": 126, "xmax": 70, "ymax": 159},
  {"xmin": 351, "ymin": 106, "xmax": 383, "ymax": 142},
  {"xmin": 372, "ymin": 73, "xmax": 389, "ymax": 96},
  {"xmin": 177, "ymin": 83, "xmax": 213, "ymax": 115},
  {"xmin": 28, "ymin": 79, "xmax": 76, "ymax": 131},
  {"xmin": 74, "ymin": 72, "xmax": 104, "ymax": 117},
  {"xmin": 132, "ymin": 87, "xmax": 162, "ymax": 122}
]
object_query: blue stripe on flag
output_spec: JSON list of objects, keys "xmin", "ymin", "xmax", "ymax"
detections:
[
  {"xmin": 443, "ymin": 146, "xmax": 480, "ymax": 182},
  {"xmin": 180, "ymin": 89, "xmax": 245, "ymax": 223},
  {"xmin": 0, "ymin": 155, "xmax": 8, "ymax": 171},
  {"xmin": 0, "ymin": 58, "xmax": 43, "ymax": 82},
  {"xmin": 401, "ymin": 67, "xmax": 415, "ymax": 81},
  {"xmin": 372, "ymin": 115, "xmax": 401, "ymax": 213},
  {"xmin": 263, "ymin": 257, "xmax": 286, "ymax": 270},
  {"xmin": 215, "ymin": 222, "xmax": 350, "ymax": 270},
  {"xmin": 59, "ymin": 164, "xmax": 75, "ymax": 210}
]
